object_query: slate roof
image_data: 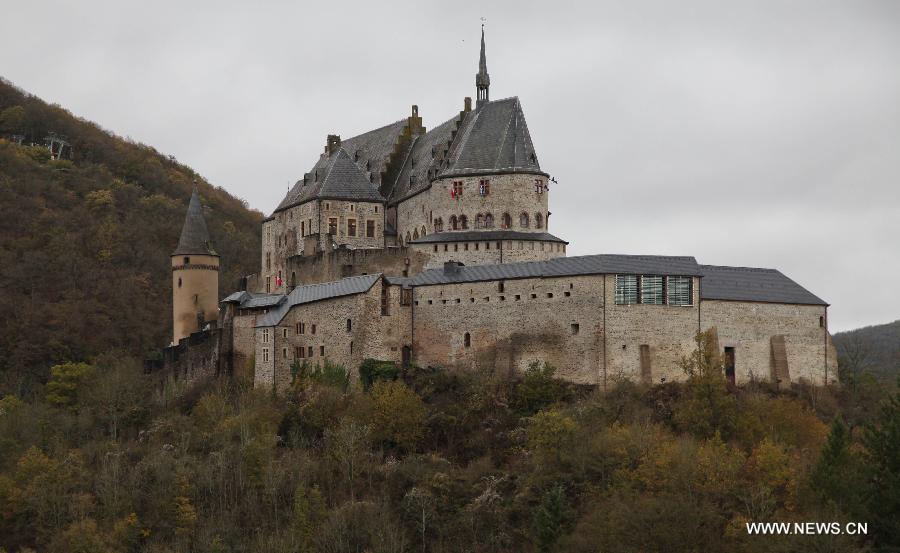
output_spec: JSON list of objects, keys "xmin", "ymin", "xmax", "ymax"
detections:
[
  {"xmin": 700, "ymin": 265, "xmax": 827, "ymax": 305},
  {"xmin": 409, "ymin": 230, "xmax": 567, "ymax": 244},
  {"xmin": 388, "ymin": 254, "xmax": 700, "ymax": 287},
  {"xmin": 274, "ymin": 121, "xmax": 404, "ymax": 213},
  {"xmin": 173, "ymin": 187, "xmax": 217, "ymax": 256},
  {"xmin": 443, "ymin": 97, "xmax": 542, "ymax": 176},
  {"xmin": 256, "ymin": 273, "xmax": 381, "ymax": 327},
  {"xmin": 222, "ymin": 291, "xmax": 286, "ymax": 308}
]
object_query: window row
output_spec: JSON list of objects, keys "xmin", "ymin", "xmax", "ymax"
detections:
[
  {"xmin": 614, "ymin": 275, "xmax": 693, "ymax": 306},
  {"xmin": 326, "ymin": 218, "xmax": 377, "ymax": 238},
  {"xmin": 448, "ymin": 179, "xmax": 546, "ymax": 198},
  {"xmin": 433, "ymin": 211, "xmax": 546, "ymax": 232}
]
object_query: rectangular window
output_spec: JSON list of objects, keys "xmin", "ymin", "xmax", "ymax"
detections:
[
  {"xmin": 346, "ymin": 318, "xmax": 352, "ymax": 332},
  {"xmin": 266, "ymin": 277, "xmax": 271, "ymax": 293},
  {"xmin": 266, "ymin": 252, "xmax": 271, "ymax": 271},
  {"xmin": 479, "ymin": 179, "xmax": 490, "ymax": 196},
  {"xmin": 308, "ymin": 346, "xmax": 313, "ymax": 358},
  {"xmin": 262, "ymin": 328, "xmax": 270, "ymax": 342},
  {"xmin": 347, "ymin": 218, "xmax": 357, "ymax": 237},
  {"xmin": 262, "ymin": 348, "xmax": 269, "ymax": 362},
  {"xmin": 641, "ymin": 275, "xmax": 664, "ymax": 305},
  {"xmin": 301, "ymin": 221, "xmax": 305, "ymax": 236},
  {"xmin": 311, "ymin": 324, "xmax": 316, "ymax": 334},
  {"xmin": 366, "ymin": 220, "xmax": 375, "ymax": 238},
  {"xmin": 320, "ymin": 345, "xmax": 325, "ymax": 357},
  {"xmin": 297, "ymin": 322, "xmax": 305, "ymax": 334},
  {"xmin": 296, "ymin": 346, "xmax": 305, "ymax": 358},
  {"xmin": 328, "ymin": 218, "xmax": 338, "ymax": 235},
  {"xmin": 283, "ymin": 347, "xmax": 288, "ymax": 359},
  {"xmin": 667, "ymin": 276, "xmax": 692, "ymax": 306},
  {"xmin": 282, "ymin": 328, "xmax": 288, "ymax": 338},
  {"xmin": 615, "ymin": 275, "xmax": 638, "ymax": 305}
]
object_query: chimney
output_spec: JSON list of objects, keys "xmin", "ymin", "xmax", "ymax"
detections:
[
  {"xmin": 443, "ymin": 260, "xmax": 463, "ymax": 275},
  {"xmin": 464, "ymin": 97, "xmax": 472, "ymax": 112},
  {"xmin": 326, "ymin": 134, "xmax": 341, "ymax": 155}
]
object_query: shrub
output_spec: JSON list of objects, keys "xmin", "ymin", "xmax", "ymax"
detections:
[{"xmin": 358, "ymin": 359, "xmax": 399, "ymax": 391}]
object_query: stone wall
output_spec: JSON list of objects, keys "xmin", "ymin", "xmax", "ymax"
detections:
[
  {"xmin": 396, "ymin": 172, "xmax": 552, "ymax": 242},
  {"xmin": 286, "ymin": 246, "xmax": 430, "ymax": 286},
  {"xmin": 410, "ymin": 275, "xmax": 606, "ymax": 384},
  {"xmin": 409, "ymin": 239, "xmax": 565, "ymax": 268},
  {"xmin": 700, "ymin": 299, "xmax": 836, "ymax": 385},
  {"xmin": 261, "ymin": 199, "xmax": 386, "ymax": 293},
  {"xmin": 604, "ymin": 275, "xmax": 702, "ymax": 385},
  {"xmin": 254, "ymin": 278, "xmax": 409, "ymax": 391},
  {"xmin": 148, "ymin": 326, "xmax": 222, "ymax": 401}
]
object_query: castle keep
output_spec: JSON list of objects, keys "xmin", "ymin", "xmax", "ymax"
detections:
[{"xmin": 158, "ymin": 29, "xmax": 837, "ymax": 392}]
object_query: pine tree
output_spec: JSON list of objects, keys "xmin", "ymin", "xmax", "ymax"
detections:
[
  {"xmin": 862, "ymin": 381, "xmax": 900, "ymax": 548},
  {"xmin": 809, "ymin": 416, "xmax": 862, "ymax": 514}
]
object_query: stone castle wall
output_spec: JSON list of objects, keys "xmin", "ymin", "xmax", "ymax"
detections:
[
  {"xmin": 286, "ymin": 246, "xmax": 430, "ymax": 286},
  {"xmin": 397, "ymin": 173, "xmax": 552, "ymax": 241},
  {"xmin": 171, "ymin": 253, "xmax": 219, "ymax": 344},
  {"xmin": 701, "ymin": 299, "xmax": 835, "ymax": 385},
  {"xmin": 409, "ymin": 238, "xmax": 565, "ymax": 269}
]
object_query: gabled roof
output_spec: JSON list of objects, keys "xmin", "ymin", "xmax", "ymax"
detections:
[
  {"xmin": 387, "ymin": 254, "xmax": 700, "ymax": 287},
  {"xmin": 700, "ymin": 265, "xmax": 827, "ymax": 306},
  {"xmin": 318, "ymin": 149, "xmax": 386, "ymax": 202},
  {"xmin": 443, "ymin": 97, "xmax": 542, "ymax": 176},
  {"xmin": 388, "ymin": 114, "xmax": 461, "ymax": 202},
  {"xmin": 173, "ymin": 187, "xmax": 217, "ymax": 256},
  {"xmin": 256, "ymin": 273, "xmax": 381, "ymax": 327},
  {"xmin": 408, "ymin": 230, "xmax": 567, "ymax": 244},
  {"xmin": 274, "ymin": 122, "xmax": 403, "ymax": 213}
]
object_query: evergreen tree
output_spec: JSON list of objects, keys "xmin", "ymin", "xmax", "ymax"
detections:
[
  {"xmin": 809, "ymin": 416, "xmax": 863, "ymax": 515},
  {"xmin": 533, "ymin": 485, "xmax": 568, "ymax": 553},
  {"xmin": 862, "ymin": 381, "xmax": 900, "ymax": 548}
]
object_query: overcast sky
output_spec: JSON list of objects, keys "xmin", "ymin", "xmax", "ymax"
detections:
[{"xmin": 2, "ymin": 0, "xmax": 899, "ymax": 332}]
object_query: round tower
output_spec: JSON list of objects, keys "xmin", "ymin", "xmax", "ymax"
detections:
[{"xmin": 172, "ymin": 186, "xmax": 219, "ymax": 344}]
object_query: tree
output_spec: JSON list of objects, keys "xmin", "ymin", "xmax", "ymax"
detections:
[
  {"xmin": 809, "ymin": 416, "xmax": 863, "ymax": 515},
  {"xmin": 862, "ymin": 380, "xmax": 900, "ymax": 547},
  {"xmin": 515, "ymin": 361, "xmax": 564, "ymax": 416},
  {"xmin": 674, "ymin": 331, "xmax": 737, "ymax": 440},
  {"xmin": 325, "ymin": 418, "xmax": 371, "ymax": 501},
  {"xmin": 371, "ymin": 380, "xmax": 427, "ymax": 452},
  {"xmin": 45, "ymin": 362, "xmax": 96, "ymax": 411},
  {"xmin": 532, "ymin": 484, "xmax": 569, "ymax": 553},
  {"xmin": 528, "ymin": 409, "xmax": 576, "ymax": 466},
  {"xmin": 290, "ymin": 484, "xmax": 325, "ymax": 552},
  {"xmin": 0, "ymin": 105, "xmax": 26, "ymax": 134}
]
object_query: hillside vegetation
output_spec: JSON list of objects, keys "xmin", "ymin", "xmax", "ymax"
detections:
[
  {"xmin": 0, "ymin": 337, "xmax": 898, "ymax": 552},
  {"xmin": 834, "ymin": 319, "xmax": 900, "ymax": 383},
  {"xmin": 0, "ymin": 78, "xmax": 262, "ymax": 394}
]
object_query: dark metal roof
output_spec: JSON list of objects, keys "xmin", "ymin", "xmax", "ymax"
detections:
[
  {"xmin": 318, "ymin": 149, "xmax": 386, "ymax": 202},
  {"xmin": 409, "ymin": 230, "xmax": 567, "ymax": 244},
  {"xmin": 388, "ymin": 114, "xmax": 461, "ymax": 203},
  {"xmin": 700, "ymin": 265, "xmax": 827, "ymax": 305},
  {"xmin": 222, "ymin": 291, "xmax": 286, "ymax": 308},
  {"xmin": 443, "ymin": 97, "xmax": 542, "ymax": 176},
  {"xmin": 256, "ymin": 273, "xmax": 381, "ymax": 327},
  {"xmin": 388, "ymin": 254, "xmax": 700, "ymax": 287},
  {"xmin": 173, "ymin": 187, "xmax": 217, "ymax": 256}
]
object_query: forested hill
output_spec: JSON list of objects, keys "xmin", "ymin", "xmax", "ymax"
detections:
[
  {"xmin": 0, "ymin": 77, "xmax": 262, "ymax": 394},
  {"xmin": 833, "ymin": 319, "xmax": 900, "ymax": 383}
]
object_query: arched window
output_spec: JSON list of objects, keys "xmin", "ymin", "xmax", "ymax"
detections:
[
  {"xmin": 520, "ymin": 212, "xmax": 530, "ymax": 228},
  {"xmin": 501, "ymin": 213, "xmax": 512, "ymax": 229},
  {"xmin": 464, "ymin": 332, "xmax": 471, "ymax": 348},
  {"xmin": 484, "ymin": 213, "xmax": 494, "ymax": 228},
  {"xmin": 460, "ymin": 215, "xmax": 468, "ymax": 229},
  {"xmin": 291, "ymin": 272, "xmax": 296, "ymax": 287},
  {"xmin": 406, "ymin": 231, "xmax": 411, "ymax": 243},
  {"xmin": 421, "ymin": 226, "xmax": 427, "ymax": 237},
  {"xmin": 535, "ymin": 212, "xmax": 543, "ymax": 229},
  {"xmin": 434, "ymin": 218, "xmax": 443, "ymax": 232},
  {"xmin": 449, "ymin": 215, "xmax": 458, "ymax": 230},
  {"xmin": 475, "ymin": 213, "xmax": 484, "ymax": 228},
  {"xmin": 412, "ymin": 229, "xmax": 419, "ymax": 240}
]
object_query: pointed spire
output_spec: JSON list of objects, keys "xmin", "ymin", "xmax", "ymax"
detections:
[
  {"xmin": 173, "ymin": 183, "xmax": 217, "ymax": 256},
  {"xmin": 476, "ymin": 24, "xmax": 490, "ymax": 108}
]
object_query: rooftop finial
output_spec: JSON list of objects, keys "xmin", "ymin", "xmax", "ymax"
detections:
[{"xmin": 476, "ymin": 22, "xmax": 490, "ymax": 108}]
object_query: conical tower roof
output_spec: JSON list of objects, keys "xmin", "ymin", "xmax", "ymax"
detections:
[{"xmin": 173, "ymin": 186, "xmax": 217, "ymax": 256}]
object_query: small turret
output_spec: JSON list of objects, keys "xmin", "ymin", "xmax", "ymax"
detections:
[{"xmin": 172, "ymin": 185, "xmax": 219, "ymax": 344}]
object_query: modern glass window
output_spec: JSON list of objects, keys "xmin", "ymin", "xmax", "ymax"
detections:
[
  {"xmin": 667, "ymin": 276, "xmax": 692, "ymax": 306},
  {"xmin": 615, "ymin": 275, "xmax": 638, "ymax": 304},
  {"xmin": 641, "ymin": 276, "xmax": 664, "ymax": 305}
]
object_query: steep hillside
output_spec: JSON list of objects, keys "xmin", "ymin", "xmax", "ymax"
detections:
[
  {"xmin": 0, "ymin": 78, "xmax": 262, "ymax": 393},
  {"xmin": 833, "ymin": 319, "xmax": 900, "ymax": 382}
]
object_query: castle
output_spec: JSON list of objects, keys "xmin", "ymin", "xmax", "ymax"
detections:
[{"xmin": 157, "ymin": 29, "xmax": 837, "ymax": 393}]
